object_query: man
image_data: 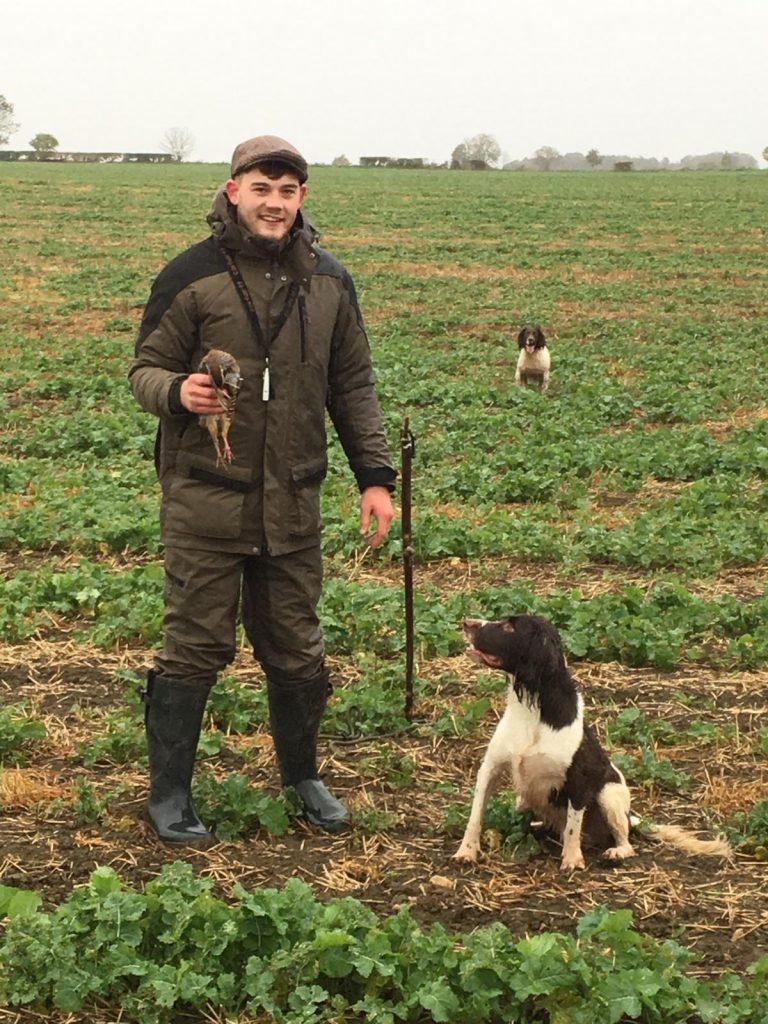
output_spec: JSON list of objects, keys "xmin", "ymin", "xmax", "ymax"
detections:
[{"xmin": 129, "ymin": 135, "xmax": 396, "ymax": 846}]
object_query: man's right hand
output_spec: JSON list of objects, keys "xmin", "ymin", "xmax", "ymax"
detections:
[{"xmin": 180, "ymin": 373, "xmax": 223, "ymax": 415}]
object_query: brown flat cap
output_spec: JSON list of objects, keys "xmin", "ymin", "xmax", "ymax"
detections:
[{"xmin": 230, "ymin": 135, "xmax": 308, "ymax": 182}]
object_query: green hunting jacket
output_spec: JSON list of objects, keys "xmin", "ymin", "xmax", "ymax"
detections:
[{"xmin": 129, "ymin": 189, "xmax": 395, "ymax": 556}]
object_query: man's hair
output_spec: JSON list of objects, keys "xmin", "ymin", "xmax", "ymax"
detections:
[{"xmin": 235, "ymin": 159, "xmax": 303, "ymax": 182}]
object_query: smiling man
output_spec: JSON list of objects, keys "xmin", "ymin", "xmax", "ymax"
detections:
[
  {"xmin": 129, "ymin": 135, "xmax": 396, "ymax": 846},
  {"xmin": 226, "ymin": 154, "xmax": 306, "ymax": 241}
]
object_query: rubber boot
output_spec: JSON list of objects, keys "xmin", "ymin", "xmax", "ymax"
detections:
[
  {"xmin": 266, "ymin": 665, "xmax": 351, "ymax": 833},
  {"xmin": 139, "ymin": 670, "xmax": 216, "ymax": 847}
]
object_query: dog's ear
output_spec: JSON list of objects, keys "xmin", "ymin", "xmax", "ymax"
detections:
[
  {"xmin": 517, "ymin": 327, "xmax": 528, "ymax": 349},
  {"xmin": 513, "ymin": 616, "xmax": 564, "ymax": 693},
  {"xmin": 535, "ymin": 326, "xmax": 546, "ymax": 347}
]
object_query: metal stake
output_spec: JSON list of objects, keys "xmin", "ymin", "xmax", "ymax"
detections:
[{"xmin": 400, "ymin": 417, "xmax": 416, "ymax": 721}]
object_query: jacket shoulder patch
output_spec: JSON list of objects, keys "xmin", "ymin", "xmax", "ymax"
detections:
[
  {"xmin": 136, "ymin": 238, "xmax": 227, "ymax": 351},
  {"xmin": 312, "ymin": 247, "xmax": 346, "ymax": 279}
]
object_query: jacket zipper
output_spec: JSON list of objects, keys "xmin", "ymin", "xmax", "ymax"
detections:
[{"xmin": 298, "ymin": 294, "xmax": 308, "ymax": 363}]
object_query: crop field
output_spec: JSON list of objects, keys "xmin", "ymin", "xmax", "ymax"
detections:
[{"xmin": 1, "ymin": 162, "xmax": 767, "ymax": 1022}]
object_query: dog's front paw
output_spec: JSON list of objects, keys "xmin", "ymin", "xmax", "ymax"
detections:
[
  {"xmin": 603, "ymin": 843, "xmax": 635, "ymax": 862},
  {"xmin": 560, "ymin": 851, "xmax": 586, "ymax": 871},
  {"xmin": 453, "ymin": 840, "xmax": 481, "ymax": 863}
]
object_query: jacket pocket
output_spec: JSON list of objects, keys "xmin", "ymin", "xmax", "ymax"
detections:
[
  {"xmin": 288, "ymin": 455, "xmax": 328, "ymax": 537},
  {"xmin": 162, "ymin": 452, "xmax": 257, "ymax": 540}
]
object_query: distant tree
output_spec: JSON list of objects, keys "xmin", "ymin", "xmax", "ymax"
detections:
[
  {"xmin": 161, "ymin": 126, "xmax": 194, "ymax": 162},
  {"xmin": 0, "ymin": 94, "xmax": 19, "ymax": 146},
  {"xmin": 331, "ymin": 154, "xmax": 351, "ymax": 166},
  {"xmin": 586, "ymin": 148, "xmax": 602, "ymax": 168},
  {"xmin": 450, "ymin": 142, "xmax": 469, "ymax": 169},
  {"xmin": 614, "ymin": 160, "xmax": 633, "ymax": 172},
  {"xmin": 467, "ymin": 133, "xmax": 501, "ymax": 167},
  {"xmin": 534, "ymin": 146, "xmax": 560, "ymax": 170},
  {"xmin": 763, "ymin": 145, "xmax": 768, "ymax": 163},
  {"xmin": 452, "ymin": 134, "xmax": 500, "ymax": 169},
  {"xmin": 29, "ymin": 133, "xmax": 59, "ymax": 152},
  {"xmin": 680, "ymin": 151, "xmax": 756, "ymax": 171}
]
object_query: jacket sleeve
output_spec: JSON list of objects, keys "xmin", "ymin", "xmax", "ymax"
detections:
[
  {"xmin": 128, "ymin": 256, "xmax": 201, "ymax": 419},
  {"xmin": 326, "ymin": 270, "xmax": 397, "ymax": 493}
]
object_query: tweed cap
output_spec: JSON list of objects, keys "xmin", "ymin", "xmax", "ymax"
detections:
[{"xmin": 230, "ymin": 135, "xmax": 308, "ymax": 182}]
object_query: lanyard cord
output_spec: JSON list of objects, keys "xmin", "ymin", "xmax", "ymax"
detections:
[{"xmin": 218, "ymin": 243, "xmax": 300, "ymax": 354}]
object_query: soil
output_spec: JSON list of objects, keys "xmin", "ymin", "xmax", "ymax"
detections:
[{"xmin": 1, "ymin": 638, "xmax": 767, "ymax": 1024}]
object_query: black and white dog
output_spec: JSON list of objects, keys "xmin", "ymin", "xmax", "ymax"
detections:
[
  {"xmin": 515, "ymin": 325, "xmax": 550, "ymax": 391},
  {"xmin": 454, "ymin": 614, "xmax": 731, "ymax": 871}
]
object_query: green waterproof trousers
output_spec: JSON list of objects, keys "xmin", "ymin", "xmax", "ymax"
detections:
[{"xmin": 155, "ymin": 542, "xmax": 325, "ymax": 681}]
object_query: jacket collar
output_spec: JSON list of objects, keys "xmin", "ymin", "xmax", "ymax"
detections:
[{"xmin": 206, "ymin": 186, "xmax": 318, "ymax": 284}]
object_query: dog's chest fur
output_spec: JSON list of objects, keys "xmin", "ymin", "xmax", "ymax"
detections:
[
  {"xmin": 497, "ymin": 681, "xmax": 583, "ymax": 815},
  {"xmin": 517, "ymin": 348, "xmax": 550, "ymax": 378}
]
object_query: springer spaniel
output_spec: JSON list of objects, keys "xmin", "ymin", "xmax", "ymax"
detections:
[
  {"xmin": 454, "ymin": 614, "xmax": 731, "ymax": 871},
  {"xmin": 515, "ymin": 325, "xmax": 550, "ymax": 392}
]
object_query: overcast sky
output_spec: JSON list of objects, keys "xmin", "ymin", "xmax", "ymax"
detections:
[{"xmin": 4, "ymin": 0, "xmax": 767, "ymax": 167}]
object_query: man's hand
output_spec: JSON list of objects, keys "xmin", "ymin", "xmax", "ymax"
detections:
[
  {"xmin": 359, "ymin": 486, "xmax": 395, "ymax": 549},
  {"xmin": 180, "ymin": 373, "xmax": 224, "ymax": 415}
]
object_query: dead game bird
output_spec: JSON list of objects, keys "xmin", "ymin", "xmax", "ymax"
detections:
[{"xmin": 197, "ymin": 349, "xmax": 243, "ymax": 467}]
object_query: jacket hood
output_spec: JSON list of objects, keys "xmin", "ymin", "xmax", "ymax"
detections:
[{"xmin": 206, "ymin": 186, "xmax": 318, "ymax": 262}]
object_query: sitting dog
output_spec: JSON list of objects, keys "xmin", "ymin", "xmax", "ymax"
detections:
[
  {"xmin": 515, "ymin": 325, "xmax": 550, "ymax": 391},
  {"xmin": 454, "ymin": 614, "xmax": 731, "ymax": 871}
]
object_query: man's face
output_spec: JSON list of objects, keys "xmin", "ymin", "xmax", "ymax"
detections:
[{"xmin": 226, "ymin": 168, "xmax": 306, "ymax": 242}]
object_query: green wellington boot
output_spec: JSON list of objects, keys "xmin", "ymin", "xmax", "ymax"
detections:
[
  {"xmin": 266, "ymin": 665, "xmax": 351, "ymax": 833},
  {"xmin": 140, "ymin": 670, "xmax": 216, "ymax": 846}
]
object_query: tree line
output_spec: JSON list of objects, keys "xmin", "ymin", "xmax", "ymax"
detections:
[
  {"xmin": 452, "ymin": 135, "xmax": 760, "ymax": 172},
  {"xmin": 0, "ymin": 95, "xmax": 194, "ymax": 162},
  {"xmin": 3, "ymin": 96, "xmax": 764, "ymax": 171},
  {"xmin": 338, "ymin": 134, "xmax": 764, "ymax": 172}
]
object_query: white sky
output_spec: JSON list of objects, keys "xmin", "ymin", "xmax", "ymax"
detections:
[{"xmin": 4, "ymin": 0, "xmax": 767, "ymax": 166}]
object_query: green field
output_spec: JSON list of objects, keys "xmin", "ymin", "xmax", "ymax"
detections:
[{"xmin": 1, "ymin": 163, "xmax": 767, "ymax": 1022}]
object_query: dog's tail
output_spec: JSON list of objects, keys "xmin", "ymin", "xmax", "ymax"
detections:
[{"xmin": 647, "ymin": 823, "xmax": 733, "ymax": 859}]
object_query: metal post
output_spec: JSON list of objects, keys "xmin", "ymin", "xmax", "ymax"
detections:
[{"xmin": 400, "ymin": 417, "xmax": 416, "ymax": 721}]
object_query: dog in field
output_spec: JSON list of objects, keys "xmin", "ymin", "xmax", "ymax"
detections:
[
  {"xmin": 515, "ymin": 325, "xmax": 550, "ymax": 391},
  {"xmin": 453, "ymin": 614, "xmax": 732, "ymax": 871}
]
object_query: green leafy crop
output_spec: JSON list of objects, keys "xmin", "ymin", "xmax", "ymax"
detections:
[
  {"xmin": 0, "ymin": 703, "xmax": 47, "ymax": 766},
  {"xmin": 1, "ymin": 862, "xmax": 768, "ymax": 1022},
  {"xmin": 726, "ymin": 800, "xmax": 768, "ymax": 861}
]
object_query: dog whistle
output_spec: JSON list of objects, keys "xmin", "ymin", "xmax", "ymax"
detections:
[{"xmin": 262, "ymin": 361, "xmax": 270, "ymax": 401}]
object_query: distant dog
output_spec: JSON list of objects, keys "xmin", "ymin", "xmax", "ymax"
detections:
[
  {"xmin": 515, "ymin": 325, "xmax": 550, "ymax": 391},
  {"xmin": 453, "ymin": 614, "xmax": 732, "ymax": 871}
]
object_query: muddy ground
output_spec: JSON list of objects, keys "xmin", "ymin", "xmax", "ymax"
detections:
[{"xmin": 1, "ymin": 634, "xmax": 767, "ymax": 1024}]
